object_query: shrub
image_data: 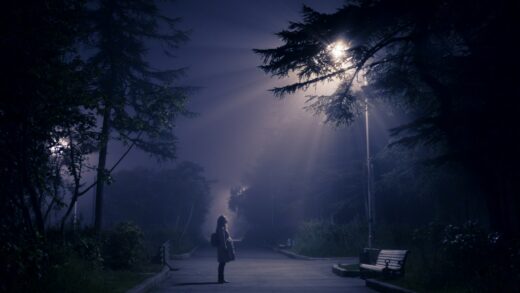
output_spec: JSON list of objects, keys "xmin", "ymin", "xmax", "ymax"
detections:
[
  {"xmin": 42, "ymin": 250, "xmax": 106, "ymax": 293},
  {"xmin": 395, "ymin": 221, "xmax": 520, "ymax": 292},
  {"xmin": 292, "ymin": 219, "xmax": 366, "ymax": 257},
  {"xmin": 103, "ymin": 222, "xmax": 145, "ymax": 270},
  {"xmin": 441, "ymin": 221, "xmax": 520, "ymax": 292},
  {"xmin": 0, "ymin": 229, "xmax": 47, "ymax": 292}
]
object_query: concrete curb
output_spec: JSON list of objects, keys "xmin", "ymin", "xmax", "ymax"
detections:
[
  {"xmin": 272, "ymin": 247, "xmax": 332, "ymax": 260},
  {"xmin": 365, "ymin": 279, "xmax": 417, "ymax": 293},
  {"xmin": 332, "ymin": 264, "xmax": 361, "ymax": 277},
  {"xmin": 171, "ymin": 245, "xmax": 198, "ymax": 260},
  {"xmin": 125, "ymin": 266, "xmax": 170, "ymax": 293},
  {"xmin": 125, "ymin": 245, "xmax": 198, "ymax": 293}
]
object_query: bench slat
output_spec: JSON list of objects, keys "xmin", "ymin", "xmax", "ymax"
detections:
[
  {"xmin": 378, "ymin": 254, "xmax": 406, "ymax": 259},
  {"xmin": 360, "ymin": 264, "xmax": 385, "ymax": 272},
  {"xmin": 376, "ymin": 261, "xmax": 402, "ymax": 266},
  {"xmin": 376, "ymin": 262, "xmax": 403, "ymax": 266},
  {"xmin": 379, "ymin": 251, "xmax": 407, "ymax": 256}
]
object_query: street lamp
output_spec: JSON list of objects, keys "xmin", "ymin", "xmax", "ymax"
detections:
[
  {"xmin": 363, "ymin": 88, "xmax": 373, "ymax": 248},
  {"xmin": 327, "ymin": 40, "xmax": 373, "ymax": 248}
]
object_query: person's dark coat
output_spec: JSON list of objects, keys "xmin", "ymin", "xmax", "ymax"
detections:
[{"xmin": 217, "ymin": 226, "xmax": 235, "ymax": 263}]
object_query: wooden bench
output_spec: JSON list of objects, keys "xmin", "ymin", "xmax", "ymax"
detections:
[{"xmin": 360, "ymin": 249, "xmax": 409, "ymax": 278}]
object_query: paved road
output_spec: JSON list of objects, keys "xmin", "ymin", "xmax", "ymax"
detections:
[{"xmin": 151, "ymin": 245, "xmax": 375, "ymax": 292}]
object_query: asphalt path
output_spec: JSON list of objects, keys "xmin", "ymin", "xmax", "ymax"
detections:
[{"xmin": 150, "ymin": 245, "xmax": 375, "ymax": 292}]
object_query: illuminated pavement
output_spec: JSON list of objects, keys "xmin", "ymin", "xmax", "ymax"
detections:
[{"xmin": 151, "ymin": 245, "xmax": 375, "ymax": 292}]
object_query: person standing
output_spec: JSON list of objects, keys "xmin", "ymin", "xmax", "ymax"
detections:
[{"xmin": 216, "ymin": 215, "xmax": 235, "ymax": 283}]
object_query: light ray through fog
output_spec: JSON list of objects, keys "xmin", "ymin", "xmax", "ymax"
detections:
[{"xmin": 84, "ymin": 0, "xmax": 400, "ymax": 237}]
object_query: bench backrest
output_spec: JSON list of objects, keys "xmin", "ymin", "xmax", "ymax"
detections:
[{"xmin": 376, "ymin": 250, "xmax": 408, "ymax": 270}]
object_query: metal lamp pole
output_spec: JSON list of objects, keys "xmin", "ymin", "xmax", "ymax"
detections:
[{"xmin": 364, "ymin": 95, "xmax": 373, "ymax": 248}]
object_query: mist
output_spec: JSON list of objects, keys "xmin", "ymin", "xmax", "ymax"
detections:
[{"xmin": 3, "ymin": 0, "xmax": 519, "ymax": 292}]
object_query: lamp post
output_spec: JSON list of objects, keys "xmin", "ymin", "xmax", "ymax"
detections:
[
  {"xmin": 327, "ymin": 40, "xmax": 374, "ymax": 248},
  {"xmin": 364, "ymin": 94, "xmax": 373, "ymax": 248}
]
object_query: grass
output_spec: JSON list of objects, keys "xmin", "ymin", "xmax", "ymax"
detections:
[
  {"xmin": 102, "ymin": 263, "xmax": 163, "ymax": 293},
  {"xmin": 384, "ymin": 277, "xmax": 466, "ymax": 293},
  {"xmin": 42, "ymin": 257, "xmax": 163, "ymax": 293}
]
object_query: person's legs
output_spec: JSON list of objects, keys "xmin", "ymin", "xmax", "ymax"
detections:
[{"xmin": 218, "ymin": 262, "xmax": 226, "ymax": 283}]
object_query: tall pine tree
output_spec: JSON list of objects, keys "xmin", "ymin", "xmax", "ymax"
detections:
[{"xmin": 88, "ymin": 0, "xmax": 191, "ymax": 232}]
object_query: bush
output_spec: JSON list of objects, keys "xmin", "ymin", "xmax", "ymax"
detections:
[
  {"xmin": 42, "ymin": 250, "xmax": 106, "ymax": 293},
  {"xmin": 103, "ymin": 222, "xmax": 145, "ymax": 270},
  {"xmin": 384, "ymin": 221, "xmax": 520, "ymax": 293},
  {"xmin": 292, "ymin": 219, "xmax": 366, "ymax": 257},
  {"xmin": 0, "ymin": 229, "xmax": 47, "ymax": 292},
  {"xmin": 441, "ymin": 221, "xmax": 520, "ymax": 292}
]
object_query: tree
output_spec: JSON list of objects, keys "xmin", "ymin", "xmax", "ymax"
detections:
[
  {"xmin": 0, "ymin": 0, "xmax": 90, "ymax": 235},
  {"xmin": 0, "ymin": 1, "xmax": 93, "ymax": 289},
  {"xmin": 87, "ymin": 0, "xmax": 192, "ymax": 232},
  {"xmin": 255, "ymin": 1, "xmax": 520, "ymax": 237}
]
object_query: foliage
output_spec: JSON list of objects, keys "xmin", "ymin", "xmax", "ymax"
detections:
[
  {"xmin": 0, "ymin": 0, "xmax": 91, "ymax": 233},
  {"xmin": 1, "ymin": 227, "xmax": 150, "ymax": 292},
  {"xmin": 87, "ymin": 0, "xmax": 194, "ymax": 231},
  {"xmin": 0, "ymin": 1, "xmax": 95, "ymax": 290},
  {"xmin": 103, "ymin": 222, "xmax": 145, "ymax": 270},
  {"xmin": 0, "ymin": 229, "xmax": 47, "ymax": 292},
  {"xmin": 374, "ymin": 145, "xmax": 488, "ymax": 226},
  {"xmin": 255, "ymin": 0, "xmax": 520, "ymax": 237},
  {"xmin": 292, "ymin": 219, "xmax": 366, "ymax": 257},
  {"xmin": 42, "ymin": 242, "xmax": 160, "ymax": 293},
  {"xmin": 42, "ymin": 251, "xmax": 106, "ymax": 293},
  {"xmin": 0, "ymin": 0, "xmax": 195, "ymax": 287},
  {"xmin": 87, "ymin": 0, "xmax": 193, "ymax": 160},
  {"xmin": 441, "ymin": 222, "xmax": 520, "ymax": 292},
  {"xmin": 395, "ymin": 221, "xmax": 520, "ymax": 292}
]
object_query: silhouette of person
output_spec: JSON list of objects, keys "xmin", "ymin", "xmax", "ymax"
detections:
[{"xmin": 216, "ymin": 215, "xmax": 235, "ymax": 283}]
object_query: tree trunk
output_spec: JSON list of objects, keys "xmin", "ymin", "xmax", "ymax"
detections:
[{"xmin": 94, "ymin": 105, "xmax": 111, "ymax": 233}]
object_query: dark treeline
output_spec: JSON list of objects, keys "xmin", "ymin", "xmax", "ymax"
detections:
[{"xmin": 0, "ymin": 0, "xmax": 195, "ymax": 292}]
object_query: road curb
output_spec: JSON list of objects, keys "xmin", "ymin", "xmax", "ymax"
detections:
[
  {"xmin": 126, "ymin": 245, "xmax": 198, "ymax": 293},
  {"xmin": 332, "ymin": 263, "xmax": 361, "ymax": 277},
  {"xmin": 365, "ymin": 279, "xmax": 417, "ymax": 293},
  {"xmin": 272, "ymin": 247, "xmax": 332, "ymax": 260},
  {"xmin": 125, "ymin": 266, "xmax": 170, "ymax": 293}
]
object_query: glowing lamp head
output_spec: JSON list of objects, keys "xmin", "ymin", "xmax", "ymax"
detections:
[{"xmin": 327, "ymin": 40, "xmax": 347, "ymax": 61}]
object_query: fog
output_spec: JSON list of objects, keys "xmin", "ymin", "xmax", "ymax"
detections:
[
  {"xmin": 78, "ymin": 0, "xmax": 350, "ymax": 232},
  {"xmin": 5, "ymin": 1, "xmax": 519, "ymax": 291},
  {"xmin": 68, "ymin": 0, "xmax": 479, "ymax": 245}
]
